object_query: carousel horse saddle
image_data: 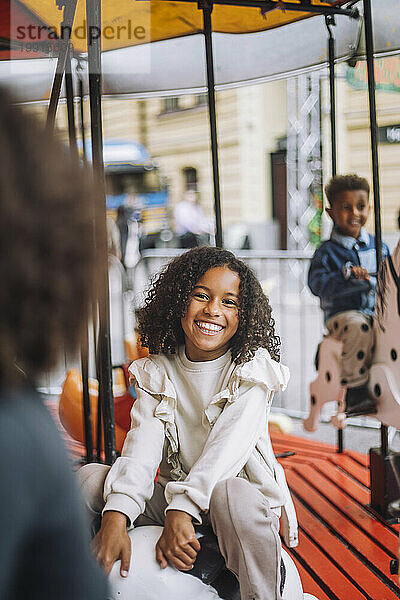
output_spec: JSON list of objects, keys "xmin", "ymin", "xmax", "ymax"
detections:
[{"xmin": 188, "ymin": 526, "xmax": 286, "ymax": 600}]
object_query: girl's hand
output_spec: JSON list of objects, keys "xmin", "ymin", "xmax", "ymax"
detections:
[
  {"xmin": 92, "ymin": 511, "xmax": 131, "ymax": 577},
  {"xmin": 350, "ymin": 266, "xmax": 370, "ymax": 281},
  {"xmin": 156, "ymin": 510, "xmax": 200, "ymax": 571}
]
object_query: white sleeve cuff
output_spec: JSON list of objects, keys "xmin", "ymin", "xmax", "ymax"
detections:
[
  {"xmin": 166, "ymin": 494, "xmax": 203, "ymax": 525},
  {"xmin": 103, "ymin": 493, "xmax": 142, "ymax": 529},
  {"xmin": 342, "ymin": 261, "xmax": 353, "ymax": 280}
]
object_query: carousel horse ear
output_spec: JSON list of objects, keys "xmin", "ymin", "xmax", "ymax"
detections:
[{"xmin": 107, "ymin": 526, "xmax": 317, "ymax": 600}]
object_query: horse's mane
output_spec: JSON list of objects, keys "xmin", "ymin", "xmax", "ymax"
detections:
[
  {"xmin": 375, "ymin": 258, "xmax": 389, "ymax": 333},
  {"xmin": 375, "ymin": 241, "xmax": 400, "ymax": 333}
]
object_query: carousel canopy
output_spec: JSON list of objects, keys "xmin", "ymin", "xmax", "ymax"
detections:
[
  {"xmin": 1, "ymin": 0, "xmax": 399, "ymax": 101},
  {"xmin": 4, "ymin": 1, "xmax": 355, "ymax": 55}
]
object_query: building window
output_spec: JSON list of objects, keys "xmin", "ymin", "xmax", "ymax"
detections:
[
  {"xmin": 183, "ymin": 167, "xmax": 198, "ymax": 191},
  {"xmin": 196, "ymin": 93, "xmax": 208, "ymax": 106},
  {"xmin": 162, "ymin": 97, "xmax": 180, "ymax": 113}
]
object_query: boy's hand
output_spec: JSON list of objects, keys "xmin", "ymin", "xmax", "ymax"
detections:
[
  {"xmin": 92, "ymin": 511, "xmax": 131, "ymax": 577},
  {"xmin": 350, "ymin": 266, "xmax": 370, "ymax": 281},
  {"xmin": 156, "ymin": 510, "xmax": 200, "ymax": 571}
]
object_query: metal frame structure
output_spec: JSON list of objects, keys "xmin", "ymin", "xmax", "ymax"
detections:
[
  {"xmin": 286, "ymin": 71, "xmax": 322, "ymax": 253},
  {"xmin": 325, "ymin": 14, "xmax": 345, "ymax": 454}
]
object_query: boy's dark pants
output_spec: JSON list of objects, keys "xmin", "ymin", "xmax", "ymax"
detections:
[{"xmin": 78, "ymin": 464, "xmax": 283, "ymax": 600}]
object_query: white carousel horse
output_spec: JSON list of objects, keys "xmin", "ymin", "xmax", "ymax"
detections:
[
  {"xmin": 107, "ymin": 526, "xmax": 318, "ymax": 600},
  {"xmin": 369, "ymin": 239, "xmax": 400, "ymax": 427},
  {"xmin": 303, "ymin": 238, "xmax": 400, "ymax": 431}
]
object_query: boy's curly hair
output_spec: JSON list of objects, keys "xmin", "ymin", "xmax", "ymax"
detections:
[
  {"xmin": 137, "ymin": 246, "xmax": 280, "ymax": 364},
  {"xmin": 325, "ymin": 174, "xmax": 370, "ymax": 206},
  {"xmin": 0, "ymin": 88, "xmax": 98, "ymax": 384}
]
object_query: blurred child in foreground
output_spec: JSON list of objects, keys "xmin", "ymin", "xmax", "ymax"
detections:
[{"xmin": 0, "ymin": 88, "xmax": 108, "ymax": 599}]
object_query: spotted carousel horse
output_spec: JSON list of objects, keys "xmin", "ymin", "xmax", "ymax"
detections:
[{"xmin": 303, "ymin": 238, "xmax": 400, "ymax": 431}]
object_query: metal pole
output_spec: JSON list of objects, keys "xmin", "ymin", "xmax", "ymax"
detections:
[
  {"xmin": 325, "ymin": 15, "xmax": 343, "ymax": 453},
  {"xmin": 78, "ymin": 69, "xmax": 100, "ymax": 363},
  {"xmin": 47, "ymin": 0, "xmax": 78, "ymax": 130},
  {"xmin": 86, "ymin": 0, "xmax": 116, "ymax": 465},
  {"xmin": 363, "ymin": 0, "xmax": 387, "ymax": 457},
  {"xmin": 78, "ymin": 75, "xmax": 86, "ymax": 159},
  {"xmin": 326, "ymin": 16, "xmax": 337, "ymax": 178},
  {"xmin": 81, "ymin": 332, "xmax": 94, "ymax": 462},
  {"xmin": 65, "ymin": 47, "xmax": 78, "ymax": 161},
  {"xmin": 74, "ymin": 66, "xmax": 95, "ymax": 463},
  {"xmin": 78, "ymin": 68, "xmax": 101, "ymax": 460},
  {"xmin": 200, "ymin": 1, "xmax": 223, "ymax": 248},
  {"xmin": 65, "ymin": 49, "xmax": 94, "ymax": 462}
]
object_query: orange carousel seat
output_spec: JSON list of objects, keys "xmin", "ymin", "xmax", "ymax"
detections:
[{"xmin": 59, "ymin": 335, "xmax": 149, "ymax": 453}]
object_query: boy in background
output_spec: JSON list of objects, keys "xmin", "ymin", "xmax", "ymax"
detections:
[{"xmin": 308, "ymin": 174, "xmax": 389, "ymax": 415}]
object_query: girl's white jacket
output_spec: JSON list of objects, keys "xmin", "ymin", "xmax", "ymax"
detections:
[{"xmin": 103, "ymin": 347, "xmax": 290, "ymax": 528}]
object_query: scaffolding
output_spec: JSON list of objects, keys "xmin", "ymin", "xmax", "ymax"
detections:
[{"xmin": 286, "ymin": 72, "xmax": 323, "ymax": 251}]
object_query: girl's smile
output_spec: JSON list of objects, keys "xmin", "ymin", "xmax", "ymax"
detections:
[{"xmin": 181, "ymin": 266, "xmax": 240, "ymax": 361}]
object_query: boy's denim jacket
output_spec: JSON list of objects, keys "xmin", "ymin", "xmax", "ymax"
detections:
[{"xmin": 308, "ymin": 226, "xmax": 389, "ymax": 322}]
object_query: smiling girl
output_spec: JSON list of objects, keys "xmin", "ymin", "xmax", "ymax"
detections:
[{"xmin": 79, "ymin": 246, "xmax": 291, "ymax": 600}]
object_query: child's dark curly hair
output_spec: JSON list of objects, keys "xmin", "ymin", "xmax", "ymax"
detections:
[
  {"xmin": 0, "ymin": 88, "xmax": 99, "ymax": 384},
  {"xmin": 325, "ymin": 174, "xmax": 370, "ymax": 206},
  {"xmin": 137, "ymin": 246, "xmax": 280, "ymax": 364}
]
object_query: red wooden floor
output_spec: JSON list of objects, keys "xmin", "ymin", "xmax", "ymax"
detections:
[
  {"xmin": 274, "ymin": 431, "xmax": 400, "ymax": 600},
  {"xmin": 48, "ymin": 401, "xmax": 400, "ymax": 599}
]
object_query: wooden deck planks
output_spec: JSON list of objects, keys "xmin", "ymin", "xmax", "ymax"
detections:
[
  {"xmin": 273, "ymin": 431, "xmax": 400, "ymax": 599},
  {"xmin": 285, "ymin": 469, "xmax": 396, "ymax": 581},
  {"xmin": 290, "ymin": 529, "xmax": 367, "ymax": 600},
  {"xmin": 294, "ymin": 498, "xmax": 399, "ymax": 600},
  {"xmin": 328, "ymin": 454, "xmax": 370, "ymax": 488},
  {"xmin": 290, "ymin": 555, "xmax": 333, "ymax": 600},
  {"xmin": 291, "ymin": 464, "xmax": 398, "ymax": 555}
]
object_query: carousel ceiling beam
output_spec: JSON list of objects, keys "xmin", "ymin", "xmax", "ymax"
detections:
[{"xmin": 162, "ymin": 0, "xmax": 360, "ymax": 19}]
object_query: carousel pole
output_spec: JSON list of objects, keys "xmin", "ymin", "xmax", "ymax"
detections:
[
  {"xmin": 200, "ymin": 0, "xmax": 223, "ymax": 248},
  {"xmin": 47, "ymin": 0, "xmax": 78, "ymax": 130},
  {"xmin": 363, "ymin": 0, "xmax": 399, "ymax": 519},
  {"xmin": 75, "ymin": 64, "xmax": 96, "ymax": 464},
  {"xmin": 65, "ymin": 47, "xmax": 78, "ymax": 161},
  {"xmin": 86, "ymin": 0, "xmax": 116, "ymax": 465},
  {"xmin": 78, "ymin": 67, "xmax": 102, "ymax": 460},
  {"xmin": 326, "ymin": 16, "xmax": 337, "ymax": 178},
  {"xmin": 363, "ymin": 0, "xmax": 383, "ymax": 272},
  {"xmin": 325, "ymin": 15, "xmax": 344, "ymax": 454}
]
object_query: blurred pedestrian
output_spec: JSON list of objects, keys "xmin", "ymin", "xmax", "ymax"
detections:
[
  {"xmin": 0, "ymin": 88, "xmax": 108, "ymax": 599},
  {"xmin": 107, "ymin": 214, "xmax": 122, "ymax": 260},
  {"xmin": 116, "ymin": 204, "xmax": 129, "ymax": 266},
  {"xmin": 174, "ymin": 190, "xmax": 212, "ymax": 248}
]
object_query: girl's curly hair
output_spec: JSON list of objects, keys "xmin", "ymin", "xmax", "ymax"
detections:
[
  {"xmin": 0, "ymin": 88, "xmax": 98, "ymax": 385},
  {"xmin": 137, "ymin": 246, "xmax": 280, "ymax": 364}
]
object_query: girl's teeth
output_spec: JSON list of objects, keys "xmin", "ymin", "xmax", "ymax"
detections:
[{"xmin": 196, "ymin": 321, "xmax": 223, "ymax": 334}]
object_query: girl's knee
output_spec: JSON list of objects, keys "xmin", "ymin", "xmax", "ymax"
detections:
[{"xmin": 210, "ymin": 477, "xmax": 259, "ymax": 521}]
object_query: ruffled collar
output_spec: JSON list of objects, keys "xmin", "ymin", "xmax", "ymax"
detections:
[{"xmin": 177, "ymin": 345, "xmax": 232, "ymax": 372}]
